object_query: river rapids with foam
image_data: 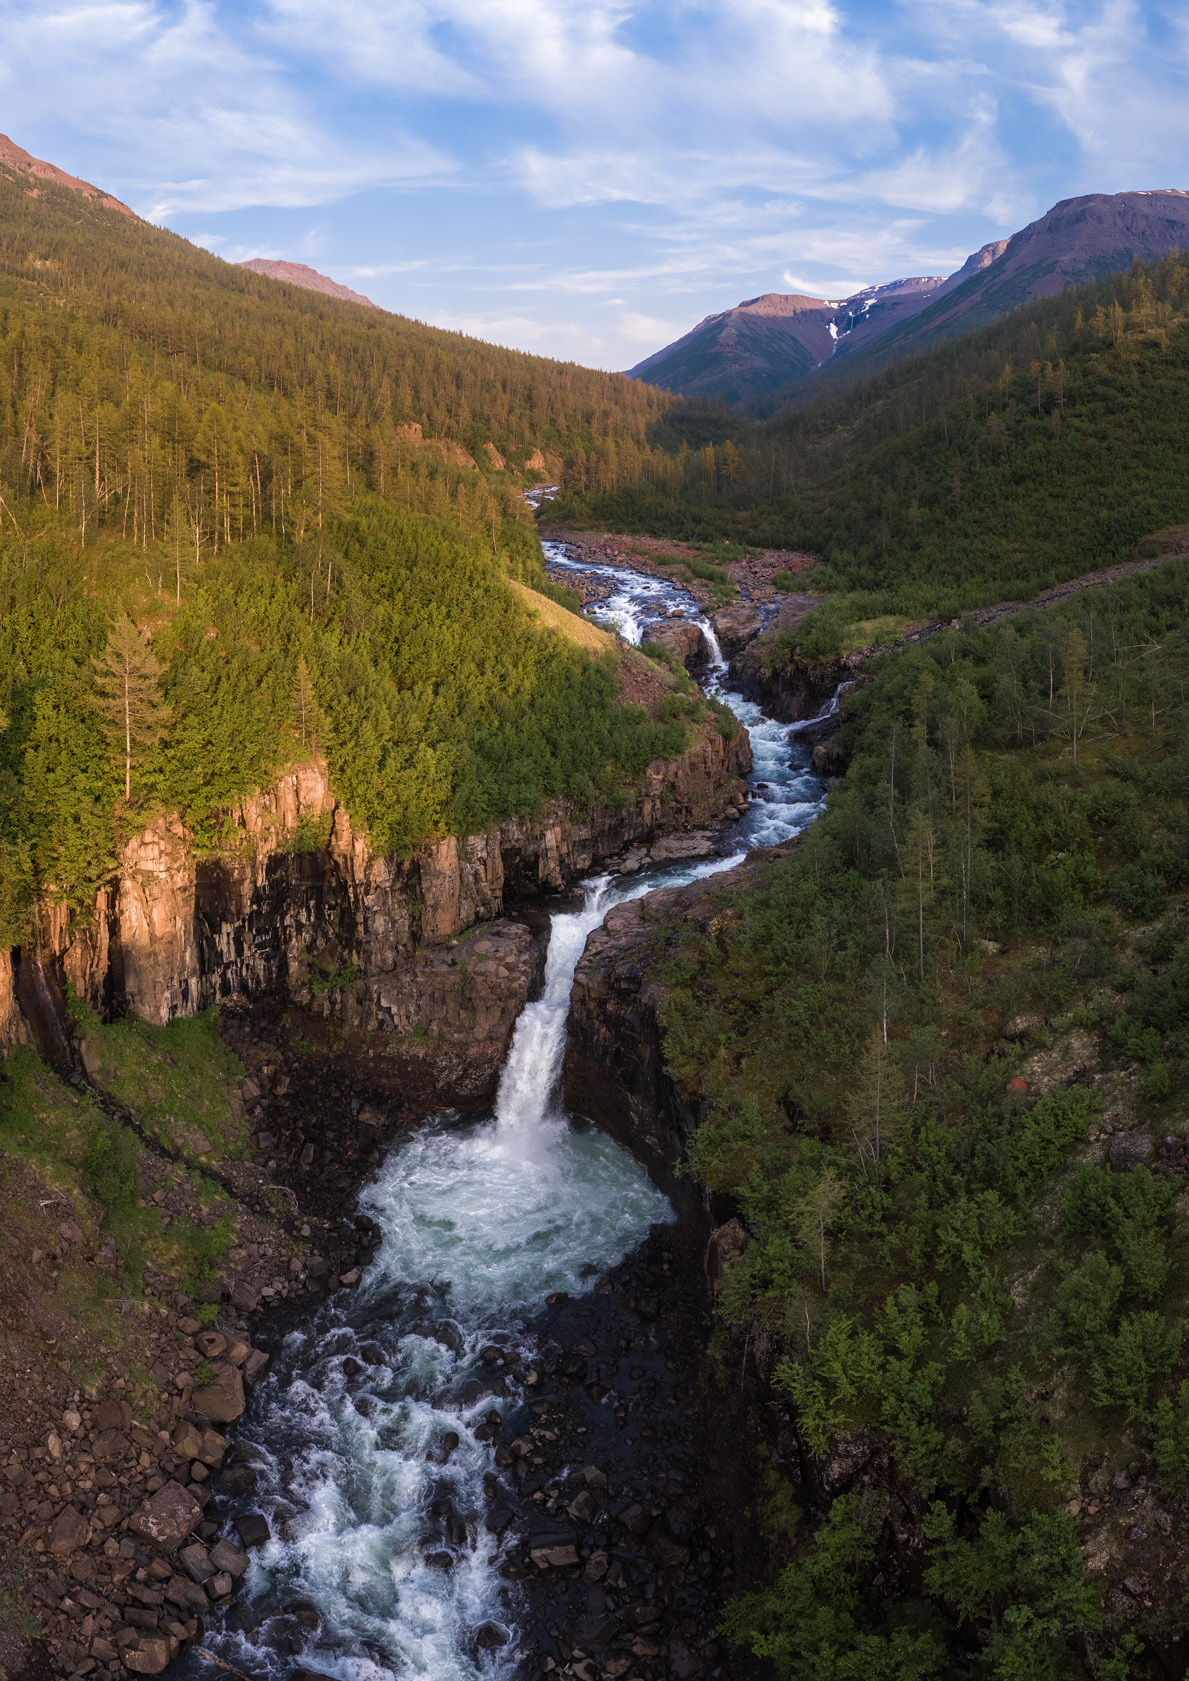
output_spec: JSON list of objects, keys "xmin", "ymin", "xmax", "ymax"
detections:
[{"xmin": 190, "ymin": 538, "xmax": 838, "ymax": 1681}]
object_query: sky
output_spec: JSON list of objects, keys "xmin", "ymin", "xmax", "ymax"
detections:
[{"xmin": 1, "ymin": 1, "xmax": 1188, "ymax": 370}]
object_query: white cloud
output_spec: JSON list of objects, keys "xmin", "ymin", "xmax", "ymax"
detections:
[{"xmin": 1, "ymin": 0, "xmax": 1187, "ymax": 369}]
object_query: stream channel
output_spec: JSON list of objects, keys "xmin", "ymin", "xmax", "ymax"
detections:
[{"xmin": 192, "ymin": 547, "xmax": 838, "ymax": 1681}]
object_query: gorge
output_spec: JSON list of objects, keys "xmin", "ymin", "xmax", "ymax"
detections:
[
  {"xmin": 175, "ymin": 549, "xmax": 829, "ymax": 1681},
  {"xmin": 2, "ymin": 544, "xmax": 834, "ymax": 1681}
]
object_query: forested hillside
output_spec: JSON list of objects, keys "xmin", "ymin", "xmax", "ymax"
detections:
[
  {"xmin": 0, "ymin": 169, "xmax": 710, "ymax": 948},
  {"xmin": 0, "ymin": 164, "xmax": 675, "ymax": 551},
  {"xmin": 547, "ymin": 258, "xmax": 1189, "ymax": 626},
  {"xmin": 657, "ymin": 559, "xmax": 1189, "ymax": 1676}
]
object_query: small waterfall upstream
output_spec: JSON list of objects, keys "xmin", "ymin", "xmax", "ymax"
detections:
[{"xmin": 196, "ymin": 545, "xmax": 833, "ymax": 1681}]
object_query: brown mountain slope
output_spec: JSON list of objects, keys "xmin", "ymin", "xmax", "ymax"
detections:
[
  {"xmin": 631, "ymin": 190, "xmax": 1189, "ymax": 407},
  {"xmin": 0, "ymin": 133, "xmax": 135, "ymax": 218},
  {"xmin": 238, "ymin": 257, "xmax": 377, "ymax": 308},
  {"xmin": 839, "ymin": 189, "xmax": 1189, "ymax": 364}
]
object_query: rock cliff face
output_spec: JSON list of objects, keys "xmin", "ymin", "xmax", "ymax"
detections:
[
  {"xmin": 727, "ymin": 593, "xmax": 864, "ymax": 725},
  {"xmin": 564, "ymin": 846, "xmax": 790, "ymax": 1192},
  {"xmin": 2, "ymin": 725, "xmax": 750, "ymax": 1105}
]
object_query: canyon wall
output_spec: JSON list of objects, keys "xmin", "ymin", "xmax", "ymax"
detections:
[
  {"xmin": 564, "ymin": 844, "xmax": 791, "ymax": 1194},
  {"xmin": 730, "ymin": 639, "xmax": 867, "ymax": 725},
  {"xmin": 1, "ymin": 724, "xmax": 750, "ymax": 1104}
]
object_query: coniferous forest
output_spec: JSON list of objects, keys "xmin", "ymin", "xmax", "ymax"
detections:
[
  {"xmin": 7, "ymin": 143, "xmax": 1189, "ymax": 1681},
  {"xmin": 0, "ymin": 168, "xmax": 693, "ymax": 948}
]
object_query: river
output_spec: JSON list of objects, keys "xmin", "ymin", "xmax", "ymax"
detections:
[{"xmin": 191, "ymin": 546, "xmax": 831, "ymax": 1681}]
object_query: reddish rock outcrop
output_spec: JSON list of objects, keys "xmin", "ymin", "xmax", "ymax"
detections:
[
  {"xmin": 4, "ymin": 725, "xmax": 749, "ymax": 1105},
  {"xmin": 642, "ymin": 620, "xmax": 708, "ymax": 670},
  {"xmin": 238, "ymin": 258, "xmax": 376, "ymax": 308},
  {"xmin": 0, "ymin": 133, "xmax": 135, "ymax": 217}
]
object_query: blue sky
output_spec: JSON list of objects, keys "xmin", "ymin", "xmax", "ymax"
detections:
[{"xmin": 2, "ymin": 1, "xmax": 1188, "ymax": 369}]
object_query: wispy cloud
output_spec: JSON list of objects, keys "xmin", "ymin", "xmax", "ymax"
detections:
[{"xmin": 0, "ymin": 0, "xmax": 1186, "ymax": 366}]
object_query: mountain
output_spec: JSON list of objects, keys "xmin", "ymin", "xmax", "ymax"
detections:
[
  {"xmin": 625, "ymin": 268, "xmax": 996, "ymax": 405},
  {"xmin": 823, "ymin": 189, "xmax": 1189, "ymax": 380},
  {"xmin": 0, "ymin": 131, "xmax": 135, "ymax": 217},
  {"xmin": 239, "ymin": 257, "xmax": 377, "ymax": 308},
  {"xmin": 629, "ymin": 190, "xmax": 1189, "ymax": 407}
]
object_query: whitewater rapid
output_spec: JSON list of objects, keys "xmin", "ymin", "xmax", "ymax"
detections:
[{"xmin": 195, "ymin": 545, "xmax": 831, "ymax": 1681}]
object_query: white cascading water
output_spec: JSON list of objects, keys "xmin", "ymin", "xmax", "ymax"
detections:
[{"xmin": 199, "ymin": 545, "xmax": 832, "ymax": 1681}]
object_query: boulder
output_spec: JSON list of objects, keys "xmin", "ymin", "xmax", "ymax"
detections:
[
  {"xmin": 209, "ymin": 1538, "xmax": 249, "ymax": 1578},
  {"xmin": 649, "ymin": 832, "xmax": 717, "ymax": 863},
  {"xmin": 234, "ymin": 1512, "xmax": 271, "ymax": 1548},
  {"xmin": 243, "ymin": 1349, "xmax": 270, "ymax": 1386},
  {"xmin": 198, "ymin": 1427, "xmax": 227, "ymax": 1467},
  {"xmin": 710, "ymin": 603, "xmax": 764, "ymax": 654},
  {"xmin": 171, "ymin": 1421, "xmax": 203, "ymax": 1461},
  {"xmin": 128, "ymin": 1481, "xmax": 202, "ymax": 1551},
  {"xmin": 531, "ymin": 1543, "xmax": 580, "ymax": 1569},
  {"xmin": 191, "ymin": 1361, "xmax": 245, "ymax": 1424},
  {"xmin": 1110, "ymin": 1131, "xmax": 1155, "ymax": 1171},
  {"xmin": 227, "ymin": 1276, "xmax": 259, "ymax": 1312},
  {"xmin": 179, "ymin": 1542, "xmax": 214, "ymax": 1583},
  {"xmin": 125, "ymin": 1637, "xmax": 171, "ymax": 1674},
  {"xmin": 46, "ymin": 1506, "xmax": 90, "ymax": 1557},
  {"xmin": 94, "ymin": 1398, "xmax": 132, "ymax": 1431}
]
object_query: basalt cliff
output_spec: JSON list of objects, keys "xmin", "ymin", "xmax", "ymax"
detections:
[{"xmin": 2, "ymin": 725, "xmax": 750, "ymax": 1106}]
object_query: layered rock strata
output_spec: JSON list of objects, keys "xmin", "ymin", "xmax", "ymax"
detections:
[
  {"xmin": 727, "ymin": 591, "xmax": 861, "ymax": 724},
  {"xmin": 3, "ymin": 727, "xmax": 750, "ymax": 1105}
]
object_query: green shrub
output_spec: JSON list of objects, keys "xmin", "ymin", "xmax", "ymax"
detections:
[
  {"xmin": 1114, "ymin": 865, "xmax": 1166, "ymax": 919},
  {"xmin": 1091, "ymin": 1311, "xmax": 1181, "ymax": 1419},
  {"xmin": 82, "ymin": 1116, "xmax": 140, "ymax": 1224},
  {"xmin": 1151, "ymin": 1381, "xmax": 1189, "ymax": 1485},
  {"xmin": 720, "ymin": 1494, "xmax": 946, "ymax": 1680}
]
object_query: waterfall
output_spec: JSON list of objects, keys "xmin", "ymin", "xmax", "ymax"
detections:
[{"xmin": 196, "ymin": 543, "xmax": 837, "ymax": 1681}]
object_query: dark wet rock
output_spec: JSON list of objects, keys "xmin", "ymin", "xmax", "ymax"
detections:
[
  {"xmin": 424, "ymin": 1550, "xmax": 454, "ymax": 1571},
  {"xmin": 217, "ymin": 1464, "xmax": 258, "ymax": 1496},
  {"xmin": 711, "ymin": 603, "xmax": 765, "ymax": 654},
  {"xmin": 472, "ymin": 1621, "xmax": 510, "ymax": 1649},
  {"xmin": 234, "ymin": 1512, "xmax": 272, "ymax": 1548}
]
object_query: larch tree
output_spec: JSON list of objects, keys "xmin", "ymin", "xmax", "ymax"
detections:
[{"xmin": 90, "ymin": 617, "xmax": 168, "ymax": 802}]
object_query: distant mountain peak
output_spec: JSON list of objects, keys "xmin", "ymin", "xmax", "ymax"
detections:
[
  {"xmin": 628, "ymin": 189, "xmax": 1189, "ymax": 406},
  {"xmin": 0, "ymin": 133, "xmax": 136, "ymax": 218},
  {"xmin": 239, "ymin": 258, "xmax": 377, "ymax": 309}
]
